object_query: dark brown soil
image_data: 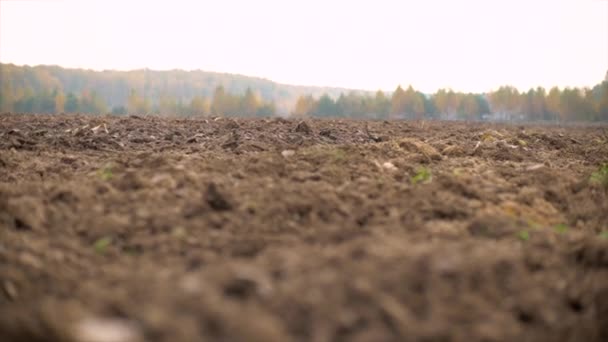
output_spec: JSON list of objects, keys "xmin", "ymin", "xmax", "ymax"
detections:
[{"xmin": 1, "ymin": 113, "xmax": 608, "ymax": 342}]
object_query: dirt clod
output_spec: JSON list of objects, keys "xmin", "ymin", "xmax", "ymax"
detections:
[
  {"xmin": 294, "ymin": 121, "xmax": 312, "ymax": 134},
  {"xmin": 206, "ymin": 183, "xmax": 232, "ymax": 211}
]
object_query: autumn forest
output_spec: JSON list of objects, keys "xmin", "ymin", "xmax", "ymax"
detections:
[{"xmin": 1, "ymin": 63, "xmax": 607, "ymax": 122}]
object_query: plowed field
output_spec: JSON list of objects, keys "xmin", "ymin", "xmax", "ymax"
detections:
[{"xmin": 1, "ymin": 113, "xmax": 607, "ymax": 342}]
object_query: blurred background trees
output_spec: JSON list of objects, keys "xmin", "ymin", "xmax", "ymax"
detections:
[
  {"xmin": 1, "ymin": 63, "xmax": 607, "ymax": 122},
  {"xmin": 294, "ymin": 80, "xmax": 608, "ymax": 122}
]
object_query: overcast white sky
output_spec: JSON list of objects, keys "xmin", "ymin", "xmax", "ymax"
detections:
[{"xmin": 1, "ymin": 0, "xmax": 607, "ymax": 92}]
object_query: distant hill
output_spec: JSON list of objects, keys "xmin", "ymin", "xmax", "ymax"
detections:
[{"xmin": 0, "ymin": 63, "xmax": 370, "ymax": 115}]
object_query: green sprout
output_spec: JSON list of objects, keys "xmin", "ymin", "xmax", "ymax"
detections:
[
  {"xmin": 554, "ymin": 223, "xmax": 569, "ymax": 234},
  {"xmin": 599, "ymin": 231, "xmax": 608, "ymax": 240},
  {"xmin": 329, "ymin": 148, "xmax": 346, "ymax": 162},
  {"xmin": 98, "ymin": 163, "xmax": 114, "ymax": 181},
  {"xmin": 590, "ymin": 163, "xmax": 608, "ymax": 188},
  {"xmin": 411, "ymin": 167, "xmax": 432, "ymax": 184},
  {"xmin": 518, "ymin": 230, "xmax": 530, "ymax": 241},
  {"xmin": 93, "ymin": 236, "xmax": 112, "ymax": 253}
]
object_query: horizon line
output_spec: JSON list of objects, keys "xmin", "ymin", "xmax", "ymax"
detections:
[{"xmin": 1, "ymin": 60, "xmax": 605, "ymax": 95}]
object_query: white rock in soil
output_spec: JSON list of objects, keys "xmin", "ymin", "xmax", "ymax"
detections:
[
  {"xmin": 281, "ymin": 150, "xmax": 295, "ymax": 158},
  {"xmin": 74, "ymin": 317, "xmax": 142, "ymax": 342},
  {"xmin": 382, "ymin": 162, "xmax": 398, "ymax": 171},
  {"xmin": 526, "ymin": 163, "xmax": 545, "ymax": 171}
]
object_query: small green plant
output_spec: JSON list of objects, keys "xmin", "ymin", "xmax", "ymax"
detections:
[
  {"xmin": 93, "ymin": 236, "xmax": 112, "ymax": 253},
  {"xmin": 330, "ymin": 148, "xmax": 346, "ymax": 162},
  {"xmin": 554, "ymin": 223, "xmax": 569, "ymax": 234},
  {"xmin": 98, "ymin": 163, "xmax": 114, "ymax": 181},
  {"xmin": 599, "ymin": 231, "xmax": 608, "ymax": 240},
  {"xmin": 590, "ymin": 163, "xmax": 608, "ymax": 188},
  {"xmin": 518, "ymin": 230, "xmax": 530, "ymax": 241},
  {"xmin": 411, "ymin": 167, "xmax": 432, "ymax": 184}
]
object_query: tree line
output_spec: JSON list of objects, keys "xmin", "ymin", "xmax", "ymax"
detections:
[
  {"xmin": 0, "ymin": 84, "xmax": 276, "ymax": 117},
  {"xmin": 120, "ymin": 86, "xmax": 275, "ymax": 117},
  {"xmin": 293, "ymin": 80, "xmax": 608, "ymax": 122},
  {"xmin": 0, "ymin": 63, "xmax": 352, "ymax": 115},
  {"xmin": 1, "ymin": 63, "xmax": 607, "ymax": 122}
]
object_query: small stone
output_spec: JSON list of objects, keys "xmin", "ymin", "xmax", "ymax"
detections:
[
  {"xmin": 281, "ymin": 150, "xmax": 295, "ymax": 158},
  {"xmin": 382, "ymin": 162, "xmax": 397, "ymax": 171},
  {"xmin": 526, "ymin": 163, "xmax": 545, "ymax": 171},
  {"xmin": 74, "ymin": 317, "xmax": 142, "ymax": 342}
]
